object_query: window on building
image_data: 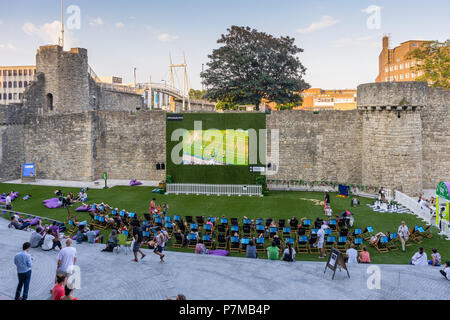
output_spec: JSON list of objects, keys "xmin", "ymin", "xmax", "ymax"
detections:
[
  {"xmin": 8, "ymin": 93, "xmax": 12, "ymax": 100},
  {"xmin": 13, "ymin": 70, "xmax": 17, "ymax": 76},
  {"xmin": 400, "ymin": 74, "xmax": 404, "ymax": 80},
  {"xmin": 418, "ymin": 71, "xmax": 422, "ymax": 76},
  {"xmin": 33, "ymin": 69, "xmax": 36, "ymax": 75},
  {"xmin": 2, "ymin": 82, "xmax": 5, "ymax": 88},
  {"xmin": 3, "ymin": 94, "xmax": 6, "ymax": 100},
  {"xmin": 385, "ymin": 77, "xmax": 388, "ymax": 81},
  {"xmin": 405, "ymin": 73, "xmax": 409, "ymax": 79},
  {"xmin": 8, "ymin": 70, "xmax": 12, "ymax": 76},
  {"xmin": 411, "ymin": 72, "xmax": 415, "ymax": 78},
  {"xmin": 400, "ymin": 64, "xmax": 403, "ymax": 70},
  {"xmin": 8, "ymin": 81, "xmax": 12, "ymax": 88},
  {"xmin": 13, "ymin": 81, "xmax": 17, "ymax": 88},
  {"xmin": 24, "ymin": 81, "xmax": 28, "ymax": 87},
  {"xmin": 0, "ymin": 93, "xmax": 2, "ymax": 100},
  {"xmin": 394, "ymin": 75, "xmax": 398, "ymax": 81},
  {"xmin": 13, "ymin": 93, "xmax": 17, "ymax": 100},
  {"xmin": 46, "ymin": 93, "xmax": 53, "ymax": 111},
  {"xmin": 394, "ymin": 65, "xmax": 398, "ymax": 71},
  {"xmin": 397, "ymin": 58, "xmax": 400, "ymax": 62},
  {"xmin": 385, "ymin": 67, "xmax": 388, "ymax": 73},
  {"xmin": 411, "ymin": 61, "xmax": 415, "ymax": 67},
  {"xmin": 390, "ymin": 66, "xmax": 393, "ymax": 72},
  {"xmin": 19, "ymin": 81, "xmax": 22, "ymax": 88},
  {"xmin": 19, "ymin": 93, "xmax": 23, "ymax": 100},
  {"xmin": 405, "ymin": 62, "xmax": 410, "ymax": 68},
  {"xmin": 24, "ymin": 69, "xmax": 27, "ymax": 76},
  {"xmin": 19, "ymin": 70, "xmax": 22, "ymax": 76}
]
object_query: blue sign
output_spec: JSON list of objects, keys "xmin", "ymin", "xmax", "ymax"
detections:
[{"xmin": 22, "ymin": 163, "xmax": 35, "ymax": 177}]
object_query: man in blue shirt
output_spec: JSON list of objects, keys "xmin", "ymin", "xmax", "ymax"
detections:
[{"xmin": 14, "ymin": 242, "xmax": 32, "ymax": 300}]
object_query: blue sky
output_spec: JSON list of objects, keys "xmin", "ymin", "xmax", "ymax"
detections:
[{"xmin": 0, "ymin": 0, "xmax": 449, "ymax": 90}]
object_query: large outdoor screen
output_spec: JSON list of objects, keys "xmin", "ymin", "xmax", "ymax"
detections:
[{"xmin": 182, "ymin": 129, "xmax": 249, "ymax": 165}]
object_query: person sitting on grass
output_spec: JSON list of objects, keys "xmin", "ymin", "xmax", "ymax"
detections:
[
  {"xmin": 439, "ymin": 261, "xmax": 450, "ymax": 281},
  {"xmin": 410, "ymin": 247, "xmax": 428, "ymax": 266},
  {"xmin": 61, "ymin": 285, "xmax": 77, "ymax": 300},
  {"xmin": 282, "ymin": 242, "xmax": 295, "ymax": 262},
  {"xmin": 358, "ymin": 246, "xmax": 371, "ymax": 263},
  {"xmin": 267, "ymin": 241, "xmax": 279, "ymax": 260},
  {"xmin": 30, "ymin": 227, "xmax": 44, "ymax": 248},
  {"xmin": 102, "ymin": 229, "xmax": 119, "ymax": 252},
  {"xmin": 10, "ymin": 216, "xmax": 31, "ymax": 231},
  {"xmin": 195, "ymin": 239, "xmax": 206, "ymax": 254},
  {"xmin": 429, "ymin": 248, "xmax": 441, "ymax": 266},
  {"xmin": 75, "ymin": 225, "xmax": 87, "ymax": 244},
  {"xmin": 246, "ymin": 239, "xmax": 257, "ymax": 259}
]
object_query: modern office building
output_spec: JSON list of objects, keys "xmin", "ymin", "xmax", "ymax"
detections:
[
  {"xmin": 0, "ymin": 66, "xmax": 36, "ymax": 104},
  {"xmin": 376, "ymin": 36, "xmax": 426, "ymax": 83}
]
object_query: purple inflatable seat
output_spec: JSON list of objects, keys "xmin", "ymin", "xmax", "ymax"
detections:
[
  {"xmin": 208, "ymin": 249, "xmax": 229, "ymax": 256},
  {"xmin": 130, "ymin": 179, "xmax": 143, "ymax": 186}
]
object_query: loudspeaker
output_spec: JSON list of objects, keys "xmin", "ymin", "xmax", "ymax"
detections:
[
  {"xmin": 161, "ymin": 163, "xmax": 165, "ymax": 170},
  {"xmin": 156, "ymin": 163, "xmax": 161, "ymax": 170}
]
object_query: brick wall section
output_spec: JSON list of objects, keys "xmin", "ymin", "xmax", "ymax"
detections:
[
  {"xmin": 421, "ymin": 87, "xmax": 450, "ymax": 189},
  {"xmin": 93, "ymin": 110, "xmax": 166, "ymax": 181},
  {"xmin": 97, "ymin": 89, "xmax": 143, "ymax": 111},
  {"xmin": 266, "ymin": 110, "xmax": 363, "ymax": 184}
]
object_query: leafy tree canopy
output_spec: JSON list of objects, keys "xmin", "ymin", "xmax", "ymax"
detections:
[
  {"xmin": 407, "ymin": 40, "xmax": 450, "ymax": 89},
  {"xmin": 201, "ymin": 26, "xmax": 310, "ymax": 110}
]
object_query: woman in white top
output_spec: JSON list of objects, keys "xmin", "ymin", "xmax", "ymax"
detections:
[
  {"xmin": 410, "ymin": 247, "xmax": 428, "ymax": 266},
  {"xmin": 42, "ymin": 231, "xmax": 56, "ymax": 251},
  {"xmin": 398, "ymin": 221, "xmax": 409, "ymax": 252},
  {"xmin": 282, "ymin": 242, "xmax": 296, "ymax": 262}
]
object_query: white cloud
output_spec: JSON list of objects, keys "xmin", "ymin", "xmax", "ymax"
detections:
[
  {"xmin": 22, "ymin": 20, "xmax": 76, "ymax": 50},
  {"xmin": 296, "ymin": 15, "xmax": 339, "ymax": 34},
  {"xmin": 331, "ymin": 35, "xmax": 380, "ymax": 48},
  {"xmin": 0, "ymin": 20, "xmax": 3, "ymax": 25},
  {"xmin": 89, "ymin": 17, "xmax": 103, "ymax": 26},
  {"xmin": 146, "ymin": 26, "xmax": 179, "ymax": 43},
  {"xmin": 0, "ymin": 43, "xmax": 16, "ymax": 50},
  {"xmin": 115, "ymin": 22, "xmax": 125, "ymax": 29},
  {"xmin": 157, "ymin": 33, "xmax": 179, "ymax": 43}
]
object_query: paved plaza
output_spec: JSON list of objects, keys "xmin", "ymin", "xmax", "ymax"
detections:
[
  {"xmin": 0, "ymin": 218, "xmax": 448, "ymax": 300},
  {"xmin": 4, "ymin": 179, "xmax": 160, "ymax": 189}
]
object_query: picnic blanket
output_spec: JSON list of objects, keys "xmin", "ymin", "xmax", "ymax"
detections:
[{"xmin": 75, "ymin": 205, "xmax": 92, "ymax": 212}]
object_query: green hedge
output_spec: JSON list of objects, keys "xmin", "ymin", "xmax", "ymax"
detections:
[{"xmin": 166, "ymin": 113, "xmax": 266, "ymax": 184}]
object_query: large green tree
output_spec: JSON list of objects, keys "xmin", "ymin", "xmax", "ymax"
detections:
[
  {"xmin": 201, "ymin": 26, "xmax": 310, "ymax": 110},
  {"xmin": 407, "ymin": 40, "xmax": 449, "ymax": 89}
]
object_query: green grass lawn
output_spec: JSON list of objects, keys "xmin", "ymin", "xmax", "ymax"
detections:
[{"xmin": 1, "ymin": 182, "xmax": 448, "ymax": 265}]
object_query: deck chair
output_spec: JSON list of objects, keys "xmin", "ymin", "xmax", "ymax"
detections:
[
  {"xmin": 185, "ymin": 216, "xmax": 193, "ymax": 224},
  {"xmin": 242, "ymin": 225, "xmax": 251, "ymax": 238},
  {"xmin": 269, "ymin": 227, "xmax": 278, "ymax": 239},
  {"xmin": 353, "ymin": 237, "xmax": 363, "ymax": 252},
  {"xmin": 229, "ymin": 225, "xmax": 239, "ymax": 236},
  {"xmin": 117, "ymin": 234, "xmax": 132, "ymax": 255},
  {"xmin": 173, "ymin": 215, "xmax": 181, "ymax": 223},
  {"xmin": 374, "ymin": 236, "xmax": 389, "ymax": 253},
  {"xmin": 301, "ymin": 219, "xmax": 311, "ymax": 235},
  {"xmin": 296, "ymin": 235, "xmax": 308, "ymax": 254},
  {"xmin": 337, "ymin": 236, "xmax": 348, "ymax": 251},
  {"xmin": 255, "ymin": 224, "xmax": 265, "ymax": 236},
  {"xmin": 230, "ymin": 218, "xmax": 239, "ymax": 226},
  {"xmin": 242, "ymin": 218, "xmax": 251, "ymax": 227},
  {"xmin": 172, "ymin": 232, "xmax": 183, "ymax": 248},
  {"xmin": 202, "ymin": 234, "xmax": 213, "ymax": 249},
  {"xmin": 255, "ymin": 218, "xmax": 264, "ymax": 226},
  {"xmin": 297, "ymin": 227, "xmax": 306, "ymax": 238},
  {"xmin": 410, "ymin": 226, "xmax": 424, "ymax": 244},
  {"xmin": 290, "ymin": 218, "xmax": 299, "ymax": 230},
  {"xmin": 325, "ymin": 236, "xmax": 336, "ymax": 253},
  {"xmin": 255, "ymin": 237, "xmax": 265, "ymax": 253},
  {"xmin": 278, "ymin": 219, "xmax": 286, "ymax": 231},
  {"xmin": 190, "ymin": 223, "xmax": 199, "ymax": 233},
  {"xmin": 187, "ymin": 234, "xmax": 197, "ymax": 249},
  {"xmin": 386, "ymin": 233, "xmax": 399, "ymax": 251},
  {"xmin": 220, "ymin": 217, "xmax": 229, "ymax": 227},
  {"xmin": 203, "ymin": 224, "xmax": 213, "ymax": 236},
  {"xmin": 265, "ymin": 218, "xmax": 273, "ymax": 227},
  {"xmin": 217, "ymin": 234, "xmax": 228, "ymax": 250},
  {"xmin": 66, "ymin": 219, "xmax": 78, "ymax": 237},
  {"xmin": 240, "ymin": 238, "xmax": 250, "ymax": 254},
  {"xmin": 362, "ymin": 226, "xmax": 374, "ymax": 242},
  {"xmin": 230, "ymin": 236, "xmax": 240, "ymax": 252},
  {"xmin": 217, "ymin": 224, "xmax": 227, "ymax": 235},
  {"xmin": 153, "ymin": 217, "xmax": 163, "ymax": 227},
  {"xmin": 337, "ymin": 219, "xmax": 346, "ymax": 231},
  {"xmin": 196, "ymin": 216, "xmax": 204, "ymax": 225},
  {"xmin": 328, "ymin": 219, "xmax": 337, "ymax": 232},
  {"xmin": 282, "ymin": 227, "xmax": 291, "ymax": 239},
  {"xmin": 165, "ymin": 222, "xmax": 173, "ymax": 235},
  {"xmin": 284, "ymin": 237, "xmax": 295, "ymax": 247},
  {"xmin": 308, "ymin": 232, "xmax": 319, "ymax": 254},
  {"xmin": 351, "ymin": 228, "xmax": 362, "ymax": 241},
  {"xmin": 144, "ymin": 213, "xmax": 152, "ymax": 222}
]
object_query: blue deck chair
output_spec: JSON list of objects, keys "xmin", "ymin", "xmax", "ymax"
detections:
[
  {"xmin": 255, "ymin": 224, "xmax": 264, "ymax": 236},
  {"xmin": 337, "ymin": 236, "xmax": 348, "ymax": 250},
  {"xmin": 282, "ymin": 227, "xmax": 291, "ymax": 238},
  {"xmin": 173, "ymin": 215, "xmax": 181, "ymax": 222},
  {"xmin": 269, "ymin": 227, "xmax": 277, "ymax": 239},
  {"xmin": 190, "ymin": 223, "xmax": 198, "ymax": 232},
  {"xmin": 325, "ymin": 235, "xmax": 336, "ymax": 253},
  {"xmin": 296, "ymin": 235, "xmax": 308, "ymax": 253},
  {"xmin": 230, "ymin": 236, "xmax": 240, "ymax": 252},
  {"xmin": 240, "ymin": 238, "xmax": 250, "ymax": 253},
  {"xmin": 202, "ymin": 234, "xmax": 212, "ymax": 249},
  {"xmin": 187, "ymin": 234, "xmax": 197, "ymax": 248},
  {"xmin": 230, "ymin": 225, "xmax": 239, "ymax": 234}
]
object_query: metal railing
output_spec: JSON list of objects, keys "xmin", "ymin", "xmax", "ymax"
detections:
[{"xmin": 166, "ymin": 183, "xmax": 262, "ymax": 196}]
